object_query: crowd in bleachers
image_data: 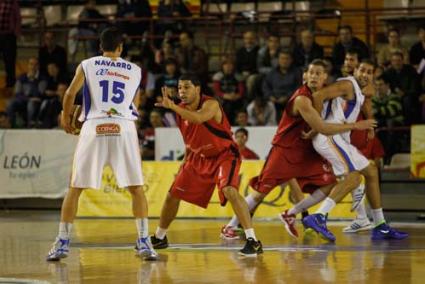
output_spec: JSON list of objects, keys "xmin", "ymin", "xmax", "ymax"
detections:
[{"xmin": 1, "ymin": 0, "xmax": 425, "ymax": 162}]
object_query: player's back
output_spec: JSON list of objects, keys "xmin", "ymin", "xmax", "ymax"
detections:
[
  {"xmin": 79, "ymin": 56, "xmax": 141, "ymax": 122},
  {"xmin": 321, "ymin": 76, "xmax": 365, "ymax": 142},
  {"xmin": 272, "ymin": 85, "xmax": 316, "ymax": 158}
]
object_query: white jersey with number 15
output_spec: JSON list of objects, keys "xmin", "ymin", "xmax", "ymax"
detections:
[{"xmin": 79, "ymin": 55, "xmax": 141, "ymax": 122}]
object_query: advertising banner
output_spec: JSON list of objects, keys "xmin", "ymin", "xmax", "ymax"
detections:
[
  {"xmin": 0, "ymin": 130, "xmax": 77, "ymax": 198},
  {"xmin": 411, "ymin": 125, "xmax": 425, "ymax": 178}
]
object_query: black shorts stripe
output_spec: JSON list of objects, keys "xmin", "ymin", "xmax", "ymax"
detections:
[{"xmin": 226, "ymin": 159, "xmax": 237, "ymax": 186}]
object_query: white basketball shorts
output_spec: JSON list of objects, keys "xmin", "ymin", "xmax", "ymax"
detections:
[
  {"xmin": 70, "ymin": 118, "xmax": 143, "ymax": 189},
  {"xmin": 312, "ymin": 133, "xmax": 369, "ymax": 176}
]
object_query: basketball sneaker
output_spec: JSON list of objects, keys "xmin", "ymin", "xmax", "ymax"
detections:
[
  {"xmin": 220, "ymin": 226, "xmax": 240, "ymax": 240},
  {"xmin": 150, "ymin": 235, "xmax": 169, "ymax": 249},
  {"xmin": 46, "ymin": 238, "xmax": 70, "ymax": 261},
  {"xmin": 302, "ymin": 213, "xmax": 336, "ymax": 242},
  {"xmin": 135, "ymin": 237, "xmax": 158, "ymax": 260},
  {"xmin": 238, "ymin": 238, "xmax": 263, "ymax": 257},
  {"xmin": 371, "ymin": 223, "xmax": 409, "ymax": 240},
  {"xmin": 278, "ymin": 210, "xmax": 299, "ymax": 238},
  {"xmin": 351, "ymin": 186, "xmax": 365, "ymax": 211},
  {"xmin": 343, "ymin": 218, "xmax": 373, "ymax": 233}
]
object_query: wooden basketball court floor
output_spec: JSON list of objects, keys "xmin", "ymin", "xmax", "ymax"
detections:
[{"xmin": 0, "ymin": 211, "xmax": 424, "ymax": 284}]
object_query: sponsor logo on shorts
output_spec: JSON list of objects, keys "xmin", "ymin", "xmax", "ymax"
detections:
[{"xmin": 96, "ymin": 123, "xmax": 121, "ymax": 136}]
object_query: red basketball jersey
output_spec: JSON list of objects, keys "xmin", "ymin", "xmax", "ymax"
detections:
[
  {"xmin": 176, "ymin": 95, "xmax": 238, "ymax": 157},
  {"xmin": 271, "ymin": 85, "xmax": 316, "ymax": 160}
]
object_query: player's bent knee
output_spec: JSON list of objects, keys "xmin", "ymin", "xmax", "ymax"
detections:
[{"xmin": 222, "ymin": 186, "xmax": 239, "ymax": 201}]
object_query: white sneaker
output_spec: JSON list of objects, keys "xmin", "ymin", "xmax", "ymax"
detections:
[
  {"xmin": 343, "ymin": 219, "xmax": 373, "ymax": 233},
  {"xmin": 351, "ymin": 186, "xmax": 365, "ymax": 212},
  {"xmin": 135, "ymin": 237, "xmax": 159, "ymax": 261},
  {"xmin": 46, "ymin": 237, "xmax": 70, "ymax": 261}
]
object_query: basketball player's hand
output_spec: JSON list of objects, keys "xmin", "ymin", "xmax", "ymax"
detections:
[
  {"xmin": 301, "ymin": 129, "xmax": 317, "ymax": 140},
  {"xmin": 60, "ymin": 111, "xmax": 74, "ymax": 134},
  {"xmin": 353, "ymin": 119, "xmax": 377, "ymax": 130},
  {"xmin": 156, "ymin": 87, "xmax": 175, "ymax": 109}
]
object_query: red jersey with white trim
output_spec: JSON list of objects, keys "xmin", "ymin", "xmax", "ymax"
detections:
[
  {"xmin": 176, "ymin": 95, "xmax": 238, "ymax": 158},
  {"xmin": 271, "ymin": 85, "xmax": 316, "ymax": 159}
]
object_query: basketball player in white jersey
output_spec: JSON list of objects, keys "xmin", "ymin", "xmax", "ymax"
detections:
[
  {"xmin": 46, "ymin": 27, "xmax": 157, "ymax": 261},
  {"xmin": 297, "ymin": 60, "xmax": 408, "ymax": 241}
]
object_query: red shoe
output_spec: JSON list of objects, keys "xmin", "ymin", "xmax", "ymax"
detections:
[
  {"xmin": 279, "ymin": 210, "xmax": 299, "ymax": 238},
  {"xmin": 220, "ymin": 225, "xmax": 240, "ymax": 240}
]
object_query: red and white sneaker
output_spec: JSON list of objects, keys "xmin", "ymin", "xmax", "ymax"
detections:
[
  {"xmin": 279, "ymin": 210, "xmax": 299, "ymax": 238},
  {"xmin": 220, "ymin": 226, "xmax": 240, "ymax": 240}
]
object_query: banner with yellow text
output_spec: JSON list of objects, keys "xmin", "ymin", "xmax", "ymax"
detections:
[{"xmin": 78, "ymin": 161, "xmax": 355, "ymax": 219}]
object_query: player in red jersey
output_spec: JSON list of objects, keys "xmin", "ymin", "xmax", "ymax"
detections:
[
  {"xmin": 151, "ymin": 74, "xmax": 263, "ymax": 257},
  {"xmin": 221, "ymin": 59, "xmax": 377, "ymax": 238}
]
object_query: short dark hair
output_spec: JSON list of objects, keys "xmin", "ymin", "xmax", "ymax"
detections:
[
  {"xmin": 309, "ymin": 59, "xmax": 327, "ymax": 70},
  {"xmin": 376, "ymin": 74, "xmax": 391, "ymax": 85},
  {"xmin": 278, "ymin": 49, "xmax": 292, "ymax": 57},
  {"xmin": 235, "ymin": 128, "xmax": 248, "ymax": 137},
  {"xmin": 359, "ymin": 59, "xmax": 375, "ymax": 68},
  {"xmin": 164, "ymin": 57, "xmax": 178, "ymax": 66},
  {"xmin": 180, "ymin": 30, "xmax": 194, "ymax": 39},
  {"xmin": 388, "ymin": 28, "xmax": 400, "ymax": 35},
  {"xmin": 338, "ymin": 25, "xmax": 353, "ymax": 33},
  {"xmin": 346, "ymin": 47, "xmax": 360, "ymax": 58},
  {"xmin": 179, "ymin": 73, "xmax": 201, "ymax": 86},
  {"xmin": 100, "ymin": 27, "xmax": 123, "ymax": 52}
]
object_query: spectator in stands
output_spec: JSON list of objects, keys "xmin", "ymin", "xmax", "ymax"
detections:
[
  {"xmin": 68, "ymin": 0, "xmax": 106, "ymax": 63},
  {"xmin": 373, "ymin": 75, "xmax": 405, "ymax": 164},
  {"xmin": 116, "ymin": 0, "xmax": 152, "ymax": 39},
  {"xmin": 236, "ymin": 31, "xmax": 259, "ymax": 97},
  {"xmin": 38, "ymin": 62, "xmax": 68, "ymax": 128},
  {"xmin": 257, "ymin": 33, "xmax": 281, "ymax": 75},
  {"xmin": 38, "ymin": 32, "xmax": 67, "ymax": 76},
  {"xmin": 7, "ymin": 58, "xmax": 47, "ymax": 128},
  {"xmin": 154, "ymin": 40, "xmax": 175, "ymax": 73},
  {"xmin": 246, "ymin": 96, "xmax": 276, "ymax": 126},
  {"xmin": 156, "ymin": 0, "xmax": 192, "ymax": 47},
  {"xmin": 384, "ymin": 51, "xmax": 422, "ymax": 124},
  {"xmin": 155, "ymin": 58, "xmax": 180, "ymax": 99},
  {"xmin": 140, "ymin": 109, "xmax": 165, "ymax": 160},
  {"xmin": 234, "ymin": 110, "xmax": 250, "ymax": 127},
  {"xmin": 292, "ymin": 29, "xmax": 324, "ymax": 68},
  {"xmin": 212, "ymin": 59, "xmax": 245, "ymax": 122},
  {"xmin": 262, "ymin": 50, "xmax": 302, "ymax": 118},
  {"xmin": 0, "ymin": 0, "xmax": 20, "ymax": 89},
  {"xmin": 235, "ymin": 128, "xmax": 259, "ymax": 160},
  {"xmin": 332, "ymin": 25, "xmax": 369, "ymax": 70},
  {"xmin": 133, "ymin": 55, "xmax": 156, "ymax": 113},
  {"xmin": 377, "ymin": 28, "xmax": 409, "ymax": 67},
  {"xmin": 175, "ymin": 31, "xmax": 208, "ymax": 84},
  {"xmin": 409, "ymin": 26, "xmax": 425, "ymax": 69},
  {"xmin": 339, "ymin": 48, "xmax": 360, "ymax": 77},
  {"xmin": 373, "ymin": 74, "xmax": 404, "ymax": 127},
  {"xmin": 0, "ymin": 112, "xmax": 10, "ymax": 129}
]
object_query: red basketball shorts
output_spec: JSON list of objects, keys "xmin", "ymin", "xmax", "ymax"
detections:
[
  {"xmin": 250, "ymin": 145, "xmax": 336, "ymax": 195},
  {"xmin": 169, "ymin": 147, "xmax": 241, "ymax": 208}
]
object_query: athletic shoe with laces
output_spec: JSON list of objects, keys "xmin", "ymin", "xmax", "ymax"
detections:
[
  {"xmin": 238, "ymin": 237, "xmax": 263, "ymax": 257},
  {"xmin": 135, "ymin": 237, "xmax": 158, "ymax": 260},
  {"xmin": 278, "ymin": 210, "xmax": 299, "ymax": 238},
  {"xmin": 302, "ymin": 213, "xmax": 336, "ymax": 242},
  {"xmin": 371, "ymin": 223, "xmax": 409, "ymax": 240},
  {"xmin": 46, "ymin": 238, "xmax": 70, "ymax": 261},
  {"xmin": 220, "ymin": 225, "xmax": 240, "ymax": 240},
  {"xmin": 343, "ymin": 218, "xmax": 373, "ymax": 233},
  {"xmin": 351, "ymin": 187, "xmax": 366, "ymax": 211},
  {"xmin": 150, "ymin": 235, "xmax": 169, "ymax": 249}
]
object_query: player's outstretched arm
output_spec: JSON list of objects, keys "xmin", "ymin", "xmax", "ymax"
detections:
[
  {"xmin": 295, "ymin": 96, "xmax": 377, "ymax": 135},
  {"xmin": 312, "ymin": 80, "xmax": 352, "ymax": 114},
  {"xmin": 155, "ymin": 87, "xmax": 219, "ymax": 124},
  {"xmin": 61, "ymin": 64, "xmax": 85, "ymax": 133}
]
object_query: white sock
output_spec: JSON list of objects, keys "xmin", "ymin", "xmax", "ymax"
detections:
[
  {"xmin": 244, "ymin": 228, "xmax": 257, "ymax": 241},
  {"xmin": 227, "ymin": 195, "xmax": 259, "ymax": 228},
  {"xmin": 371, "ymin": 208, "xmax": 386, "ymax": 226},
  {"xmin": 58, "ymin": 222, "xmax": 72, "ymax": 239},
  {"xmin": 316, "ymin": 197, "xmax": 336, "ymax": 215},
  {"xmin": 288, "ymin": 190, "xmax": 326, "ymax": 215},
  {"xmin": 155, "ymin": 227, "xmax": 167, "ymax": 240},
  {"xmin": 135, "ymin": 218, "xmax": 149, "ymax": 238},
  {"xmin": 355, "ymin": 202, "xmax": 368, "ymax": 220}
]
